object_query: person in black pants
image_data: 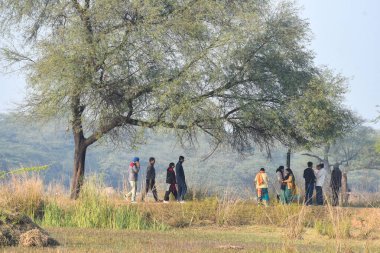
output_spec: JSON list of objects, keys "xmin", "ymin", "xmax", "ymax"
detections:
[
  {"xmin": 330, "ymin": 164, "xmax": 342, "ymax": 206},
  {"xmin": 303, "ymin": 161, "xmax": 316, "ymax": 206},
  {"xmin": 143, "ymin": 157, "xmax": 159, "ymax": 202},
  {"xmin": 176, "ymin": 156, "xmax": 187, "ymax": 203},
  {"xmin": 164, "ymin": 163, "xmax": 178, "ymax": 203}
]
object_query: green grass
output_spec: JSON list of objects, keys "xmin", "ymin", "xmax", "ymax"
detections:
[{"xmin": 1, "ymin": 226, "xmax": 379, "ymax": 253}]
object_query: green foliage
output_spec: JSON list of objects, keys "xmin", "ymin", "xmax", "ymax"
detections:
[
  {"xmin": 0, "ymin": 165, "xmax": 48, "ymax": 179},
  {"xmin": 0, "ymin": 0, "xmax": 355, "ymax": 153}
]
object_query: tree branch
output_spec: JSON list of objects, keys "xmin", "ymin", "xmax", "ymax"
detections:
[{"xmin": 301, "ymin": 153, "xmax": 324, "ymax": 162}]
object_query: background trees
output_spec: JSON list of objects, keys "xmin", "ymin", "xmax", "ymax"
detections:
[{"xmin": 0, "ymin": 0, "xmax": 356, "ymax": 198}]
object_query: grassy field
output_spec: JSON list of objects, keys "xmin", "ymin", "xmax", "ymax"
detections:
[
  {"xmin": 1, "ymin": 176, "xmax": 380, "ymax": 252},
  {"xmin": 1, "ymin": 225, "xmax": 379, "ymax": 253}
]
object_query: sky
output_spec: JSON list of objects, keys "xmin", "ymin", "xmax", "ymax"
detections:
[{"xmin": 0, "ymin": 0, "xmax": 379, "ymax": 127}]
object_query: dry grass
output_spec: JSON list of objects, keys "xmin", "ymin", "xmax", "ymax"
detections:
[{"xmin": 0, "ymin": 175, "xmax": 44, "ymax": 218}]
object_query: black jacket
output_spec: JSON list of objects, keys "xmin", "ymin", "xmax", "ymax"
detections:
[
  {"xmin": 330, "ymin": 168, "xmax": 342, "ymax": 189},
  {"xmin": 166, "ymin": 167, "xmax": 176, "ymax": 184},
  {"xmin": 303, "ymin": 167, "xmax": 316, "ymax": 184},
  {"xmin": 175, "ymin": 161, "xmax": 185, "ymax": 185},
  {"xmin": 146, "ymin": 165, "xmax": 156, "ymax": 180}
]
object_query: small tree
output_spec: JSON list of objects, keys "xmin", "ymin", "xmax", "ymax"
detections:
[{"xmin": 0, "ymin": 0, "xmax": 355, "ymax": 198}]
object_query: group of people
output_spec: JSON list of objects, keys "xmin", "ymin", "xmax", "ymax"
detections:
[
  {"xmin": 254, "ymin": 161, "xmax": 343, "ymax": 206},
  {"xmin": 124, "ymin": 156, "xmax": 187, "ymax": 204}
]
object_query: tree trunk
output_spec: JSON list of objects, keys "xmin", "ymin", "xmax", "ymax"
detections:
[
  {"xmin": 70, "ymin": 96, "xmax": 87, "ymax": 199},
  {"xmin": 70, "ymin": 132, "xmax": 87, "ymax": 199},
  {"xmin": 286, "ymin": 148, "xmax": 291, "ymax": 169}
]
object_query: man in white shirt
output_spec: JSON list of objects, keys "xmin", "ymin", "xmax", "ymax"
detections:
[{"xmin": 315, "ymin": 163, "xmax": 327, "ymax": 205}]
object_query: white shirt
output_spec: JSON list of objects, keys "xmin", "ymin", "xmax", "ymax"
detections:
[{"xmin": 315, "ymin": 168, "xmax": 327, "ymax": 187}]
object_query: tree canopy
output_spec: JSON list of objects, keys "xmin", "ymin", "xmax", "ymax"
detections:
[{"xmin": 0, "ymin": 0, "xmax": 357, "ymax": 197}]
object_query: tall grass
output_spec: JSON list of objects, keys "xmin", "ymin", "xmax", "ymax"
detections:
[
  {"xmin": 1, "ymin": 173, "xmax": 379, "ymax": 240},
  {"xmin": 0, "ymin": 175, "xmax": 44, "ymax": 218},
  {"xmin": 41, "ymin": 179, "xmax": 167, "ymax": 231}
]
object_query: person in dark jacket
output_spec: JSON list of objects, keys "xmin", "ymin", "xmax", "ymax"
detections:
[
  {"xmin": 330, "ymin": 164, "xmax": 342, "ymax": 206},
  {"xmin": 176, "ymin": 156, "xmax": 187, "ymax": 203},
  {"xmin": 143, "ymin": 157, "xmax": 159, "ymax": 202},
  {"xmin": 164, "ymin": 162, "xmax": 178, "ymax": 203},
  {"xmin": 303, "ymin": 161, "xmax": 316, "ymax": 206}
]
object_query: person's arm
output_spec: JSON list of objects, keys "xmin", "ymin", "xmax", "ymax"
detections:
[
  {"xmin": 132, "ymin": 165, "xmax": 139, "ymax": 174},
  {"xmin": 283, "ymin": 175, "xmax": 292, "ymax": 183}
]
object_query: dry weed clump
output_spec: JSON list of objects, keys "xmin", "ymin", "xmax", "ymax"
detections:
[
  {"xmin": 19, "ymin": 228, "xmax": 49, "ymax": 247},
  {"xmin": 0, "ymin": 211, "xmax": 59, "ymax": 247}
]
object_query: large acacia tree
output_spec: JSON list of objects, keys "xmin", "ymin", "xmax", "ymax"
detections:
[{"xmin": 0, "ymin": 0, "xmax": 355, "ymax": 198}]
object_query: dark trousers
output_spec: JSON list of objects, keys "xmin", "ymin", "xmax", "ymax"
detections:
[
  {"xmin": 315, "ymin": 186, "xmax": 323, "ymax": 205},
  {"xmin": 177, "ymin": 183, "xmax": 187, "ymax": 201},
  {"xmin": 332, "ymin": 187, "xmax": 340, "ymax": 206},
  {"xmin": 145, "ymin": 179, "xmax": 159, "ymax": 201},
  {"xmin": 164, "ymin": 184, "xmax": 178, "ymax": 201},
  {"xmin": 305, "ymin": 182, "xmax": 315, "ymax": 206}
]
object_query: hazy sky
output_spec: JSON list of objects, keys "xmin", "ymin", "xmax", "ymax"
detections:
[{"xmin": 1, "ymin": 0, "xmax": 379, "ymax": 127}]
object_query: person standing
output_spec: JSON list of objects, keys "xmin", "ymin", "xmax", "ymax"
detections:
[
  {"xmin": 283, "ymin": 168, "xmax": 296, "ymax": 204},
  {"xmin": 330, "ymin": 164, "xmax": 342, "ymax": 206},
  {"xmin": 164, "ymin": 162, "xmax": 178, "ymax": 203},
  {"xmin": 125, "ymin": 157, "xmax": 140, "ymax": 203},
  {"xmin": 176, "ymin": 156, "xmax": 187, "ymax": 203},
  {"xmin": 276, "ymin": 166, "xmax": 286, "ymax": 204},
  {"xmin": 315, "ymin": 163, "xmax": 327, "ymax": 205},
  {"xmin": 254, "ymin": 168, "xmax": 269, "ymax": 207},
  {"xmin": 303, "ymin": 161, "xmax": 316, "ymax": 206},
  {"xmin": 143, "ymin": 157, "xmax": 159, "ymax": 202}
]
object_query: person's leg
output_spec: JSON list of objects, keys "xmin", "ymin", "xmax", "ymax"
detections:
[
  {"xmin": 172, "ymin": 185, "xmax": 178, "ymax": 200},
  {"xmin": 285, "ymin": 188, "xmax": 292, "ymax": 204},
  {"xmin": 151, "ymin": 179, "xmax": 159, "ymax": 201},
  {"xmin": 164, "ymin": 184, "xmax": 170, "ymax": 201},
  {"xmin": 262, "ymin": 188, "xmax": 269, "ymax": 207},
  {"xmin": 126, "ymin": 180, "xmax": 134, "ymax": 199},
  {"xmin": 177, "ymin": 184, "xmax": 183, "ymax": 201},
  {"xmin": 316, "ymin": 186, "xmax": 323, "ymax": 205},
  {"xmin": 332, "ymin": 188, "xmax": 339, "ymax": 206},
  {"xmin": 130, "ymin": 181, "xmax": 137, "ymax": 202},
  {"xmin": 305, "ymin": 183, "xmax": 314, "ymax": 205},
  {"xmin": 280, "ymin": 188, "xmax": 286, "ymax": 204}
]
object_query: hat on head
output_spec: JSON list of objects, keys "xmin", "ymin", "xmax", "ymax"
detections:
[{"xmin": 133, "ymin": 157, "xmax": 140, "ymax": 162}]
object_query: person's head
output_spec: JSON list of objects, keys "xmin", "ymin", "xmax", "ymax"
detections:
[
  {"xmin": 307, "ymin": 161, "xmax": 313, "ymax": 168},
  {"xmin": 286, "ymin": 168, "xmax": 293, "ymax": 175},
  {"xmin": 149, "ymin": 157, "xmax": 155, "ymax": 165},
  {"xmin": 279, "ymin": 165, "xmax": 284, "ymax": 171},
  {"xmin": 179, "ymin": 156, "xmax": 185, "ymax": 163},
  {"xmin": 260, "ymin": 168, "xmax": 265, "ymax": 173},
  {"xmin": 169, "ymin": 162, "xmax": 175, "ymax": 168},
  {"xmin": 316, "ymin": 164, "xmax": 321, "ymax": 170},
  {"xmin": 133, "ymin": 157, "xmax": 140, "ymax": 166},
  {"xmin": 333, "ymin": 164, "xmax": 340, "ymax": 170}
]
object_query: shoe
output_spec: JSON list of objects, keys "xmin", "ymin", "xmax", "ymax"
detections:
[
  {"xmin": 131, "ymin": 201, "xmax": 137, "ymax": 204},
  {"xmin": 163, "ymin": 200, "xmax": 169, "ymax": 204},
  {"xmin": 180, "ymin": 201, "xmax": 185, "ymax": 204}
]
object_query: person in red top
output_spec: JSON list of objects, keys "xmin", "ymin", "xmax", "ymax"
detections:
[{"xmin": 164, "ymin": 163, "xmax": 178, "ymax": 203}]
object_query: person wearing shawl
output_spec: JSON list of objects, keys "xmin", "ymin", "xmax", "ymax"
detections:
[
  {"xmin": 276, "ymin": 166, "xmax": 286, "ymax": 204},
  {"xmin": 283, "ymin": 168, "xmax": 296, "ymax": 204},
  {"xmin": 254, "ymin": 168, "xmax": 269, "ymax": 207}
]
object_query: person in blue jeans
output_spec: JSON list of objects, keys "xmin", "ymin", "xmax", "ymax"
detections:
[
  {"xmin": 303, "ymin": 161, "xmax": 316, "ymax": 206},
  {"xmin": 175, "ymin": 156, "xmax": 187, "ymax": 203}
]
